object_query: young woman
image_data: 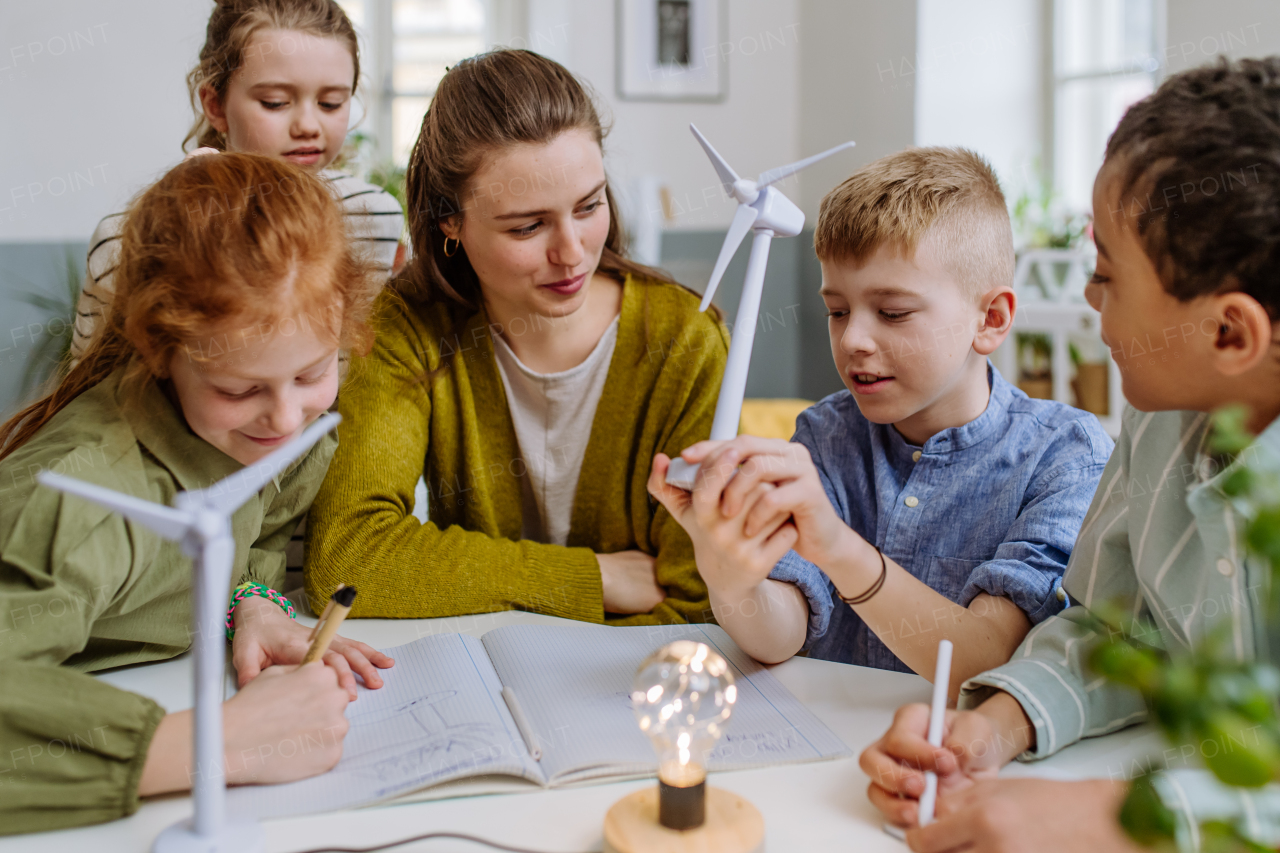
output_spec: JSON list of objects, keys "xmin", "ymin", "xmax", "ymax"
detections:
[
  {"xmin": 0, "ymin": 153, "xmax": 391, "ymax": 834},
  {"xmin": 70, "ymin": 0, "xmax": 404, "ymax": 363},
  {"xmin": 305, "ymin": 49, "xmax": 728, "ymax": 625}
]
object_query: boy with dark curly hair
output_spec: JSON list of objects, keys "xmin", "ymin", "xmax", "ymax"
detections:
[{"xmin": 864, "ymin": 57, "xmax": 1280, "ymax": 853}]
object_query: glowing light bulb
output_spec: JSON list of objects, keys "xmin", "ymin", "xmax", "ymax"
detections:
[{"xmin": 631, "ymin": 641, "xmax": 736, "ymax": 830}]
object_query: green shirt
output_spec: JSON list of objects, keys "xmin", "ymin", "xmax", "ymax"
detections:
[
  {"xmin": 306, "ymin": 275, "xmax": 728, "ymax": 625},
  {"xmin": 962, "ymin": 405, "xmax": 1280, "ymax": 850},
  {"xmin": 0, "ymin": 369, "xmax": 336, "ymax": 834}
]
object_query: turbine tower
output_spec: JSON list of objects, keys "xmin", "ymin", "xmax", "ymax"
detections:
[
  {"xmin": 666, "ymin": 126, "xmax": 855, "ymax": 488},
  {"xmin": 39, "ymin": 413, "xmax": 342, "ymax": 853}
]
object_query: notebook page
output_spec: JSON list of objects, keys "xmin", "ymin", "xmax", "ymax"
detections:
[
  {"xmin": 481, "ymin": 623, "xmax": 850, "ymax": 786},
  {"xmin": 227, "ymin": 632, "xmax": 544, "ymax": 818}
]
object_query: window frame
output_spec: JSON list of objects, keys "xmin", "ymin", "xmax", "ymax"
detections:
[
  {"xmin": 345, "ymin": 0, "xmax": 495, "ymax": 166},
  {"xmin": 1045, "ymin": 0, "xmax": 1167, "ymax": 209}
]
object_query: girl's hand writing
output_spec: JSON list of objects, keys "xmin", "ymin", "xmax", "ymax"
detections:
[{"xmin": 139, "ymin": 662, "xmax": 351, "ymax": 795}]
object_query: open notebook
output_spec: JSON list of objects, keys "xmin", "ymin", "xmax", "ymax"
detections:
[{"xmin": 228, "ymin": 622, "xmax": 849, "ymax": 818}]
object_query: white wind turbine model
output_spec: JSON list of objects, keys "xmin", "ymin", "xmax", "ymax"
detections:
[
  {"xmin": 666, "ymin": 125, "xmax": 855, "ymax": 489},
  {"xmin": 38, "ymin": 413, "xmax": 342, "ymax": 853}
]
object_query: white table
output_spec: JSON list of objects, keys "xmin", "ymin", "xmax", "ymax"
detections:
[{"xmin": 5, "ymin": 611, "xmax": 1167, "ymax": 852}]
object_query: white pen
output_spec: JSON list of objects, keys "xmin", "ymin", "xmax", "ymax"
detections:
[
  {"xmin": 502, "ymin": 686, "xmax": 543, "ymax": 761},
  {"xmin": 918, "ymin": 639, "xmax": 953, "ymax": 826}
]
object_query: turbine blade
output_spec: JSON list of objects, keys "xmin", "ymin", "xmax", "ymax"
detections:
[
  {"xmin": 756, "ymin": 141, "xmax": 856, "ymax": 189},
  {"xmin": 200, "ymin": 413, "xmax": 342, "ymax": 514},
  {"xmin": 690, "ymin": 124, "xmax": 740, "ymax": 196},
  {"xmin": 700, "ymin": 204, "xmax": 759, "ymax": 312},
  {"xmin": 38, "ymin": 472, "xmax": 193, "ymax": 542}
]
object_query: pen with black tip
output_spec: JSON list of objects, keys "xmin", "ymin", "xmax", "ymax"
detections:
[{"xmin": 302, "ymin": 586, "xmax": 357, "ymax": 664}]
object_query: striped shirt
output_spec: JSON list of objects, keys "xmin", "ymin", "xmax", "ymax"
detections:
[
  {"xmin": 70, "ymin": 169, "xmax": 404, "ymax": 361},
  {"xmin": 961, "ymin": 405, "xmax": 1280, "ymax": 850}
]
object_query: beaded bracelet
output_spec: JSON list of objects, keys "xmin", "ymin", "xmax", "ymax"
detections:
[{"xmin": 225, "ymin": 581, "xmax": 297, "ymax": 640}]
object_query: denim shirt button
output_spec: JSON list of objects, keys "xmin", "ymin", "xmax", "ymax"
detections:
[
  {"xmin": 912, "ymin": 451, "xmax": 922, "ymax": 462},
  {"xmin": 904, "ymin": 496, "xmax": 919, "ymax": 508}
]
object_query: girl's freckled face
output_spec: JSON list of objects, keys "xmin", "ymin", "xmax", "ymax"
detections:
[{"xmin": 168, "ymin": 305, "xmax": 340, "ymax": 466}]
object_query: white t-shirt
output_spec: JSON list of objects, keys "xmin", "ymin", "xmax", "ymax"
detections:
[
  {"xmin": 70, "ymin": 168, "xmax": 404, "ymax": 361},
  {"xmin": 490, "ymin": 316, "xmax": 621, "ymax": 546}
]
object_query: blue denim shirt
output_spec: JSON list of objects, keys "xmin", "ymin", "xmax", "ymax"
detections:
[{"xmin": 770, "ymin": 364, "xmax": 1113, "ymax": 670}]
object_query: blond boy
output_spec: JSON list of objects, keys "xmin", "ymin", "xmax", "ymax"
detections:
[{"xmin": 650, "ymin": 148, "xmax": 1113, "ymax": 694}]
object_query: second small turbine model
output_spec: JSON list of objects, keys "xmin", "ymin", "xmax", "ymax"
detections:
[
  {"xmin": 37, "ymin": 413, "xmax": 342, "ymax": 853},
  {"xmin": 665, "ymin": 125, "xmax": 855, "ymax": 489}
]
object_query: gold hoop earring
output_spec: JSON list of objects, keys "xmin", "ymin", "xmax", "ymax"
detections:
[{"xmin": 443, "ymin": 237, "xmax": 460, "ymax": 258}]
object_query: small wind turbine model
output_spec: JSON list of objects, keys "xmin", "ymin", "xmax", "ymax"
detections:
[
  {"xmin": 38, "ymin": 413, "xmax": 342, "ymax": 853},
  {"xmin": 665, "ymin": 125, "xmax": 855, "ymax": 489}
]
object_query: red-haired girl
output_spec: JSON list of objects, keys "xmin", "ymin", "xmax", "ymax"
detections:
[{"xmin": 0, "ymin": 153, "xmax": 391, "ymax": 834}]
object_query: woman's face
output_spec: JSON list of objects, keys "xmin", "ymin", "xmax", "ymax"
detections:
[
  {"xmin": 444, "ymin": 129, "xmax": 612, "ymax": 321},
  {"xmin": 201, "ymin": 29, "xmax": 354, "ymax": 173}
]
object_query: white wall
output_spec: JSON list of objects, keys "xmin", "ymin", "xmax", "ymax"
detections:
[
  {"xmin": 0, "ymin": 0, "xmax": 912, "ymax": 243},
  {"xmin": 1165, "ymin": 0, "xmax": 1280, "ymax": 72},
  {"xmin": 914, "ymin": 0, "xmax": 1043, "ymax": 197},
  {"xmin": 536, "ymin": 0, "xmax": 805, "ymax": 233},
  {"xmin": 0, "ymin": 0, "xmax": 212, "ymax": 242},
  {"xmin": 796, "ymin": 0, "xmax": 917, "ymax": 223}
]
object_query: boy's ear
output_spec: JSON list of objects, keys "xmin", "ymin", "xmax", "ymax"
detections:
[
  {"xmin": 1209, "ymin": 292, "xmax": 1273, "ymax": 377},
  {"xmin": 200, "ymin": 86, "xmax": 229, "ymax": 135},
  {"xmin": 972, "ymin": 286, "xmax": 1016, "ymax": 356}
]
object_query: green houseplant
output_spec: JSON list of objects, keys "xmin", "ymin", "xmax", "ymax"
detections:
[{"xmin": 14, "ymin": 249, "xmax": 80, "ymax": 402}]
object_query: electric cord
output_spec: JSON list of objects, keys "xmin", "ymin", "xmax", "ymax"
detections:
[{"xmin": 291, "ymin": 830, "xmax": 602, "ymax": 853}]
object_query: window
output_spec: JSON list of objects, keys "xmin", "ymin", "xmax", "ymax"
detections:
[
  {"xmin": 339, "ymin": 0, "xmax": 487, "ymax": 166},
  {"xmin": 1052, "ymin": 0, "xmax": 1163, "ymax": 211}
]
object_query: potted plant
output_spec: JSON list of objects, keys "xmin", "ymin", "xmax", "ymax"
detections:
[
  {"xmin": 1016, "ymin": 332, "xmax": 1053, "ymax": 400},
  {"xmin": 13, "ymin": 249, "xmax": 80, "ymax": 403},
  {"xmin": 1070, "ymin": 339, "xmax": 1109, "ymax": 417}
]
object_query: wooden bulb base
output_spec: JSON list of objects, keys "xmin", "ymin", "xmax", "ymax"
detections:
[{"xmin": 603, "ymin": 786, "xmax": 765, "ymax": 853}]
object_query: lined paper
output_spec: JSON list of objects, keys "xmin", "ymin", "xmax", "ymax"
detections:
[
  {"xmin": 482, "ymin": 622, "xmax": 850, "ymax": 785},
  {"xmin": 226, "ymin": 623, "xmax": 848, "ymax": 817},
  {"xmin": 227, "ymin": 632, "xmax": 542, "ymax": 818}
]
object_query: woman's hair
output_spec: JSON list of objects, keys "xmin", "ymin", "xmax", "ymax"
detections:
[
  {"xmin": 400, "ymin": 48, "xmax": 688, "ymax": 318},
  {"xmin": 1104, "ymin": 56, "xmax": 1280, "ymax": 318},
  {"xmin": 183, "ymin": 0, "xmax": 360, "ymax": 152},
  {"xmin": 0, "ymin": 153, "xmax": 378, "ymax": 460}
]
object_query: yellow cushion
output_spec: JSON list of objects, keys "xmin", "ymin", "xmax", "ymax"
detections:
[{"xmin": 739, "ymin": 399, "xmax": 814, "ymax": 441}]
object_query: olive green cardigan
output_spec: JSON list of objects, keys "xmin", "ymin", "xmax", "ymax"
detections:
[
  {"xmin": 306, "ymin": 275, "xmax": 729, "ymax": 625},
  {"xmin": 0, "ymin": 370, "xmax": 336, "ymax": 833}
]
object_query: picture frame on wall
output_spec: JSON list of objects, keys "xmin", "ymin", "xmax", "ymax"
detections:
[{"xmin": 616, "ymin": 0, "xmax": 727, "ymax": 102}]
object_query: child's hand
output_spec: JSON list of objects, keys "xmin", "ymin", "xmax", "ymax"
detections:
[
  {"xmin": 222, "ymin": 663, "xmax": 351, "ymax": 785},
  {"xmin": 860, "ymin": 703, "xmax": 1006, "ymax": 827},
  {"xmin": 680, "ymin": 436, "xmax": 851, "ymax": 571},
  {"xmin": 139, "ymin": 662, "xmax": 352, "ymax": 795},
  {"xmin": 230, "ymin": 596, "xmax": 393, "ymax": 699},
  {"xmin": 649, "ymin": 450, "xmax": 798, "ymax": 601},
  {"xmin": 914, "ymin": 779, "xmax": 1136, "ymax": 853}
]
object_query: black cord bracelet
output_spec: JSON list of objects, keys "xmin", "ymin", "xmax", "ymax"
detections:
[{"xmin": 838, "ymin": 544, "xmax": 887, "ymax": 606}]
